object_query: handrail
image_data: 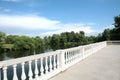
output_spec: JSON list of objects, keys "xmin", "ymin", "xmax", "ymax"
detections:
[
  {"xmin": 0, "ymin": 51, "xmax": 60, "ymax": 67},
  {"xmin": 0, "ymin": 41, "xmax": 107, "ymax": 80}
]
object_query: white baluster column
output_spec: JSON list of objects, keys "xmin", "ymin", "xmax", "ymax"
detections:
[
  {"xmin": 82, "ymin": 46, "xmax": 85, "ymax": 59},
  {"xmin": 49, "ymin": 56, "xmax": 52, "ymax": 72},
  {"xmin": 13, "ymin": 64, "xmax": 18, "ymax": 80},
  {"xmin": 28, "ymin": 61, "xmax": 33, "ymax": 80},
  {"xmin": 66, "ymin": 52, "xmax": 69, "ymax": 64},
  {"xmin": 45, "ymin": 57, "xmax": 48, "ymax": 74},
  {"xmin": 35, "ymin": 59, "xmax": 39, "ymax": 79},
  {"xmin": 21, "ymin": 62, "xmax": 26, "ymax": 80},
  {"xmin": 56, "ymin": 54, "xmax": 59, "ymax": 69},
  {"xmin": 40, "ymin": 58, "xmax": 44, "ymax": 76},
  {"xmin": 3, "ymin": 66, "xmax": 7, "ymax": 80},
  {"xmin": 53, "ymin": 55, "xmax": 56, "ymax": 70}
]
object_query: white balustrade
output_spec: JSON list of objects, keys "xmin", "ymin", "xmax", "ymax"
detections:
[
  {"xmin": 0, "ymin": 41, "xmax": 108, "ymax": 80},
  {"xmin": 3, "ymin": 67, "xmax": 7, "ymax": 80},
  {"xmin": 49, "ymin": 56, "xmax": 52, "ymax": 72},
  {"xmin": 53, "ymin": 55, "xmax": 56, "ymax": 70},
  {"xmin": 45, "ymin": 57, "xmax": 48, "ymax": 74},
  {"xmin": 56, "ymin": 54, "xmax": 59, "ymax": 69},
  {"xmin": 35, "ymin": 59, "xmax": 39, "ymax": 79},
  {"xmin": 21, "ymin": 62, "xmax": 26, "ymax": 80},
  {"xmin": 13, "ymin": 64, "xmax": 18, "ymax": 80},
  {"xmin": 28, "ymin": 61, "xmax": 33, "ymax": 80},
  {"xmin": 40, "ymin": 57, "xmax": 44, "ymax": 76}
]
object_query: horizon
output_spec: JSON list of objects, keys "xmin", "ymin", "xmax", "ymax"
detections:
[{"xmin": 0, "ymin": 0, "xmax": 120, "ymax": 37}]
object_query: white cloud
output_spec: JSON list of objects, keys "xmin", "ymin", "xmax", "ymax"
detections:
[
  {"xmin": 0, "ymin": 14, "xmax": 60, "ymax": 30},
  {"xmin": 41, "ymin": 23, "xmax": 95, "ymax": 36},
  {"xmin": 0, "ymin": 14, "xmax": 97, "ymax": 37}
]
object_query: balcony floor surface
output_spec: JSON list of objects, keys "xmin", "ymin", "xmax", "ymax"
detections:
[{"xmin": 49, "ymin": 45, "xmax": 120, "ymax": 80}]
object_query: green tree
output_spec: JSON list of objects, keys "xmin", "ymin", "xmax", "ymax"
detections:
[
  {"xmin": 96, "ymin": 34, "xmax": 103, "ymax": 42},
  {"xmin": 50, "ymin": 34, "xmax": 60, "ymax": 50},
  {"xmin": 0, "ymin": 32, "xmax": 6, "ymax": 51},
  {"xmin": 0, "ymin": 32, "xmax": 6, "ymax": 42},
  {"xmin": 34, "ymin": 36, "xmax": 45, "ymax": 51},
  {"xmin": 59, "ymin": 33, "xmax": 67, "ymax": 49},
  {"xmin": 114, "ymin": 15, "xmax": 120, "ymax": 28},
  {"xmin": 102, "ymin": 29, "xmax": 110, "ymax": 41},
  {"xmin": 44, "ymin": 36, "xmax": 51, "ymax": 49},
  {"xmin": 13, "ymin": 36, "xmax": 35, "ymax": 50}
]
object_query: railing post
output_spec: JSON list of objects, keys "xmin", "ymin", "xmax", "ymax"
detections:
[
  {"xmin": 28, "ymin": 61, "xmax": 33, "ymax": 80},
  {"xmin": 40, "ymin": 57, "xmax": 44, "ymax": 79},
  {"xmin": 3, "ymin": 66, "xmax": 7, "ymax": 80},
  {"xmin": 13, "ymin": 64, "xmax": 18, "ymax": 80},
  {"xmin": 35, "ymin": 59, "xmax": 39, "ymax": 79},
  {"xmin": 0, "ymin": 67, "xmax": 2, "ymax": 80},
  {"xmin": 49, "ymin": 56, "xmax": 52, "ymax": 72},
  {"xmin": 21, "ymin": 62, "xmax": 26, "ymax": 80},
  {"xmin": 82, "ymin": 46, "xmax": 85, "ymax": 59},
  {"xmin": 58, "ymin": 50, "xmax": 65, "ymax": 71}
]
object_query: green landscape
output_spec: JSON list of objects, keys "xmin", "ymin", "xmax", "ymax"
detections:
[{"xmin": 0, "ymin": 15, "xmax": 120, "ymax": 53}]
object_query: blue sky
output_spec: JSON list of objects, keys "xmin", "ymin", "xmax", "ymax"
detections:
[{"xmin": 0, "ymin": 0, "xmax": 120, "ymax": 37}]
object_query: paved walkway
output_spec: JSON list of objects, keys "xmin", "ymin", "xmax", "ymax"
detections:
[{"xmin": 49, "ymin": 45, "xmax": 120, "ymax": 80}]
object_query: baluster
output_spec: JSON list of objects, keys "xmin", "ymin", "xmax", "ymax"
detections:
[
  {"xmin": 73, "ymin": 51, "xmax": 75, "ymax": 60},
  {"xmin": 49, "ymin": 56, "xmax": 52, "ymax": 72},
  {"xmin": 75, "ymin": 50, "xmax": 78, "ymax": 59},
  {"xmin": 70, "ymin": 51, "xmax": 72, "ymax": 62},
  {"xmin": 67, "ymin": 52, "xmax": 69, "ymax": 64},
  {"xmin": 28, "ymin": 61, "xmax": 33, "ymax": 80},
  {"xmin": 56, "ymin": 54, "xmax": 59, "ymax": 69},
  {"xmin": 73, "ymin": 51, "xmax": 75, "ymax": 61},
  {"xmin": 64, "ymin": 52, "xmax": 67, "ymax": 64},
  {"xmin": 40, "ymin": 57, "xmax": 44, "ymax": 76},
  {"xmin": 21, "ymin": 62, "xmax": 26, "ymax": 80},
  {"xmin": 53, "ymin": 55, "xmax": 56, "ymax": 70},
  {"xmin": 0, "ymin": 68, "xmax": 1, "ymax": 80},
  {"xmin": 75, "ymin": 50, "xmax": 77, "ymax": 60},
  {"xmin": 3, "ymin": 66, "xmax": 7, "ymax": 80},
  {"xmin": 13, "ymin": 64, "xmax": 18, "ymax": 80},
  {"xmin": 45, "ymin": 57, "xmax": 48, "ymax": 74},
  {"xmin": 69, "ymin": 52, "xmax": 71, "ymax": 62},
  {"xmin": 72, "ymin": 51, "xmax": 74, "ymax": 61},
  {"xmin": 35, "ymin": 60, "xmax": 39, "ymax": 79},
  {"xmin": 69, "ymin": 51, "xmax": 71, "ymax": 61}
]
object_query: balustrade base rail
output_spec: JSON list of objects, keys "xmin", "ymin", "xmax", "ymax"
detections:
[{"xmin": 0, "ymin": 41, "xmax": 107, "ymax": 80}]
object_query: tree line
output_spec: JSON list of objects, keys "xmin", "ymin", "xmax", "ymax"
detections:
[
  {"xmin": 0, "ymin": 31, "xmax": 94, "ymax": 51},
  {"xmin": 0, "ymin": 15, "xmax": 120, "ymax": 52}
]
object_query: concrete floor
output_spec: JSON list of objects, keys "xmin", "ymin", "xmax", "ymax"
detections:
[{"xmin": 49, "ymin": 45, "xmax": 120, "ymax": 80}]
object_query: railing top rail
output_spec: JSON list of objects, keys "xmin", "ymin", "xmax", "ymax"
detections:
[
  {"xmin": 107, "ymin": 41, "xmax": 120, "ymax": 42},
  {"xmin": 0, "ymin": 50, "xmax": 60, "ymax": 67}
]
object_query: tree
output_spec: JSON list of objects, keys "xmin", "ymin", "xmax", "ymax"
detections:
[
  {"xmin": 50, "ymin": 34, "xmax": 60, "ymax": 50},
  {"xmin": 114, "ymin": 15, "xmax": 120, "ymax": 28},
  {"xmin": 44, "ymin": 36, "xmax": 51, "ymax": 49},
  {"xmin": 59, "ymin": 33, "xmax": 67, "ymax": 49},
  {"xmin": 13, "ymin": 36, "xmax": 35, "ymax": 50},
  {"xmin": 0, "ymin": 32, "xmax": 6, "ymax": 43},
  {"xmin": 34, "ymin": 36, "xmax": 45, "ymax": 51},
  {"xmin": 0, "ymin": 32, "xmax": 6, "ymax": 51},
  {"xmin": 102, "ymin": 29, "xmax": 110, "ymax": 41}
]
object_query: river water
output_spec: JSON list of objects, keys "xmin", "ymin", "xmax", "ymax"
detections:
[
  {"xmin": 0, "ymin": 49, "xmax": 53, "ymax": 80},
  {"xmin": 0, "ymin": 48, "xmax": 53, "ymax": 61}
]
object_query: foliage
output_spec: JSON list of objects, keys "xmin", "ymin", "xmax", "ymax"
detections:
[
  {"xmin": 102, "ymin": 29, "xmax": 110, "ymax": 40},
  {"xmin": 114, "ymin": 15, "xmax": 120, "ymax": 28},
  {"xmin": 0, "ymin": 32, "xmax": 6, "ymax": 43}
]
